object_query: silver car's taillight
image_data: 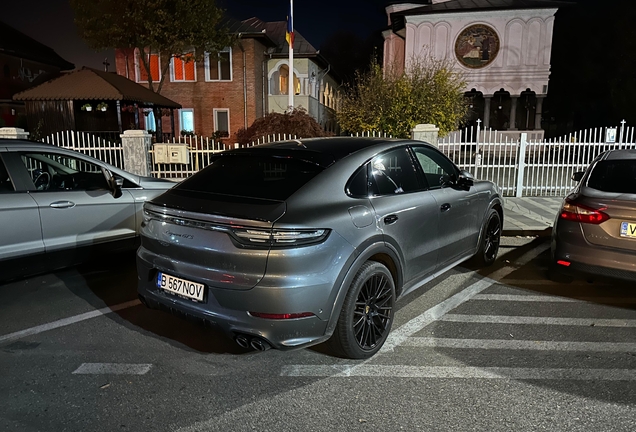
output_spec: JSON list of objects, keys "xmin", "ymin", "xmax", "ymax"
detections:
[{"xmin": 231, "ymin": 228, "xmax": 330, "ymax": 248}]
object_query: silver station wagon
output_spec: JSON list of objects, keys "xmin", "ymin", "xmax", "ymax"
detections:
[
  {"xmin": 137, "ymin": 138, "xmax": 503, "ymax": 358},
  {"xmin": 0, "ymin": 139, "xmax": 172, "ymax": 279}
]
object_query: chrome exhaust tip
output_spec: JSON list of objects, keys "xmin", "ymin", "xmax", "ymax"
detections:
[
  {"xmin": 235, "ymin": 335, "xmax": 250, "ymax": 349},
  {"xmin": 250, "ymin": 338, "xmax": 271, "ymax": 351}
]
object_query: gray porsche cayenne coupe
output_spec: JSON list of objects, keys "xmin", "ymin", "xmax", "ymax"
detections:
[{"xmin": 137, "ymin": 138, "xmax": 503, "ymax": 358}]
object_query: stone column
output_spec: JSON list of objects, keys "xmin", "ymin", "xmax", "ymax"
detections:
[
  {"xmin": 535, "ymin": 96, "xmax": 545, "ymax": 130},
  {"xmin": 411, "ymin": 124, "xmax": 439, "ymax": 146},
  {"xmin": 120, "ymin": 130, "xmax": 152, "ymax": 177},
  {"xmin": 0, "ymin": 127, "xmax": 30, "ymax": 140},
  {"xmin": 509, "ymin": 96, "xmax": 518, "ymax": 130},
  {"xmin": 483, "ymin": 97, "xmax": 492, "ymax": 129}
]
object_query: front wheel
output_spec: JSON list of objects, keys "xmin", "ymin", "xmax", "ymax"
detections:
[
  {"xmin": 472, "ymin": 209, "xmax": 501, "ymax": 267},
  {"xmin": 329, "ymin": 261, "xmax": 396, "ymax": 359}
]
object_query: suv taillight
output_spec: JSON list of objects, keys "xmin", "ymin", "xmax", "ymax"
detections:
[
  {"xmin": 559, "ymin": 200, "xmax": 609, "ymax": 224},
  {"xmin": 230, "ymin": 228, "xmax": 330, "ymax": 248}
]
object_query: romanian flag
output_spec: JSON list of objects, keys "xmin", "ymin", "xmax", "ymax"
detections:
[{"xmin": 286, "ymin": 1, "xmax": 294, "ymax": 49}]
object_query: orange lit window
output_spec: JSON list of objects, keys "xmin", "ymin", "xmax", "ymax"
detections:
[
  {"xmin": 136, "ymin": 51, "xmax": 161, "ymax": 83},
  {"xmin": 172, "ymin": 53, "xmax": 196, "ymax": 82}
]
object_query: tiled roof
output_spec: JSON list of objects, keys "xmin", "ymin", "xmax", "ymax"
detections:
[
  {"xmin": 394, "ymin": 0, "xmax": 573, "ymax": 16},
  {"xmin": 241, "ymin": 17, "xmax": 318, "ymax": 56},
  {"xmin": 0, "ymin": 21, "xmax": 74, "ymax": 70},
  {"xmin": 13, "ymin": 67, "xmax": 181, "ymax": 108}
]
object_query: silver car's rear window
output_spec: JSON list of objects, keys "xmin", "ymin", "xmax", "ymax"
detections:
[
  {"xmin": 175, "ymin": 154, "xmax": 325, "ymax": 201},
  {"xmin": 588, "ymin": 160, "xmax": 636, "ymax": 194}
]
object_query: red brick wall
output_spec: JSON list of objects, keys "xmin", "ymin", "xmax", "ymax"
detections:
[{"xmin": 115, "ymin": 38, "xmax": 269, "ymax": 141}]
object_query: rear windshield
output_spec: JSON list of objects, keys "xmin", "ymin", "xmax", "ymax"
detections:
[
  {"xmin": 175, "ymin": 154, "xmax": 325, "ymax": 201},
  {"xmin": 587, "ymin": 160, "xmax": 636, "ymax": 194}
]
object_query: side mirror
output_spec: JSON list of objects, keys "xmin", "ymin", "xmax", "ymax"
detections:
[
  {"xmin": 571, "ymin": 171, "xmax": 584, "ymax": 182},
  {"xmin": 102, "ymin": 168, "xmax": 123, "ymax": 198},
  {"xmin": 456, "ymin": 170, "xmax": 474, "ymax": 191}
]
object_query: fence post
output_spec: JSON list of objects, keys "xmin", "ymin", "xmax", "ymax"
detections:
[
  {"xmin": 0, "ymin": 127, "xmax": 30, "ymax": 140},
  {"xmin": 411, "ymin": 124, "xmax": 439, "ymax": 146},
  {"xmin": 120, "ymin": 130, "xmax": 152, "ymax": 176},
  {"xmin": 515, "ymin": 133, "xmax": 528, "ymax": 198}
]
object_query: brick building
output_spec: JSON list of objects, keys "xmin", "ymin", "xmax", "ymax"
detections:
[{"xmin": 114, "ymin": 18, "xmax": 340, "ymax": 140}]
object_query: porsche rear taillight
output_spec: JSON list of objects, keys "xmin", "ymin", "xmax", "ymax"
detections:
[{"xmin": 559, "ymin": 200, "xmax": 610, "ymax": 224}]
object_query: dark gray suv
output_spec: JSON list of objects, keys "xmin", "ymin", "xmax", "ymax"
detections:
[{"xmin": 137, "ymin": 138, "xmax": 503, "ymax": 358}]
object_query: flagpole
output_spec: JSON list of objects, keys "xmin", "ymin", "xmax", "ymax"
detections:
[{"xmin": 288, "ymin": 0, "xmax": 294, "ymax": 109}]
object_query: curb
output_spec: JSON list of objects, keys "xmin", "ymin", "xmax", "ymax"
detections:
[{"xmin": 502, "ymin": 227, "xmax": 552, "ymax": 238}]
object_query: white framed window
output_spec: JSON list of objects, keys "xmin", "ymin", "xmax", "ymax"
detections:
[
  {"xmin": 135, "ymin": 49, "xmax": 161, "ymax": 83},
  {"xmin": 205, "ymin": 48, "xmax": 232, "ymax": 81},
  {"xmin": 171, "ymin": 53, "xmax": 196, "ymax": 82},
  {"xmin": 213, "ymin": 109, "xmax": 230, "ymax": 137},
  {"xmin": 179, "ymin": 109, "xmax": 194, "ymax": 133}
]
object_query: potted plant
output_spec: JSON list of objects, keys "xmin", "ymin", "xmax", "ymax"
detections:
[
  {"xmin": 96, "ymin": 102, "xmax": 108, "ymax": 112},
  {"xmin": 81, "ymin": 103, "xmax": 92, "ymax": 112}
]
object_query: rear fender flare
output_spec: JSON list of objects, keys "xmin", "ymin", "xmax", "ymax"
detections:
[
  {"xmin": 323, "ymin": 240, "xmax": 403, "ymax": 338},
  {"xmin": 476, "ymin": 197, "xmax": 504, "ymax": 248}
]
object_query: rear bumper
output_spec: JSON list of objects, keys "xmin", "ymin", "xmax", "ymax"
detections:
[
  {"xmin": 136, "ymin": 245, "xmax": 350, "ymax": 350},
  {"xmin": 552, "ymin": 220, "xmax": 636, "ymax": 281}
]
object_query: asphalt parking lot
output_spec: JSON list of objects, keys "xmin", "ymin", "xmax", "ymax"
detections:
[{"xmin": 1, "ymin": 236, "xmax": 635, "ymax": 432}]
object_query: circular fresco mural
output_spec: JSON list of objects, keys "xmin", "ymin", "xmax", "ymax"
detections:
[{"xmin": 455, "ymin": 24, "xmax": 500, "ymax": 69}]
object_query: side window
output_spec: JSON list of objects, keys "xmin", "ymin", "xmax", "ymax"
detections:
[
  {"xmin": 20, "ymin": 153, "xmax": 108, "ymax": 192},
  {"xmin": 412, "ymin": 146, "xmax": 457, "ymax": 189},
  {"xmin": 0, "ymin": 158, "xmax": 14, "ymax": 192},
  {"xmin": 346, "ymin": 165, "xmax": 368, "ymax": 198},
  {"xmin": 369, "ymin": 148, "xmax": 421, "ymax": 196}
]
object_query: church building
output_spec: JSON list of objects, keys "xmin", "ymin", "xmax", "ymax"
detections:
[{"xmin": 383, "ymin": 0, "xmax": 569, "ymax": 139}]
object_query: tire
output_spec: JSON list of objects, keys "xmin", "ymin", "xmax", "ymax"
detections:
[
  {"xmin": 472, "ymin": 209, "xmax": 501, "ymax": 267},
  {"xmin": 329, "ymin": 261, "xmax": 396, "ymax": 359}
]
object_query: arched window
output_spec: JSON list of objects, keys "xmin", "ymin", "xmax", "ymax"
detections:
[{"xmin": 277, "ymin": 65, "xmax": 301, "ymax": 95}]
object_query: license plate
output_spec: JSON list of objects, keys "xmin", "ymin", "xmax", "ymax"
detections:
[
  {"xmin": 620, "ymin": 222, "xmax": 636, "ymax": 238},
  {"xmin": 157, "ymin": 272, "xmax": 205, "ymax": 302}
]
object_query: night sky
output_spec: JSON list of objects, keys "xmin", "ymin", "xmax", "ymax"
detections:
[{"xmin": 1, "ymin": 0, "xmax": 388, "ymax": 70}]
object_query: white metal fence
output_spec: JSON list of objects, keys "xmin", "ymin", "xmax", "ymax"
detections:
[
  {"xmin": 149, "ymin": 134, "xmax": 298, "ymax": 179},
  {"xmin": 43, "ymin": 131, "xmax": 124, "ymax": 168},
  {"xmin": 42, "ymin": 126, "xmax": 636, "ymax": 197},
  {"xmin": 438, "ymin": 123, "xmax": 636, "ymax": 197}
]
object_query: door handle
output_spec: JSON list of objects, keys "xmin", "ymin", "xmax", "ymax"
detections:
[
  {"xmin": 384, "ymin": 214, "xmax": 399, "ymax": 225},
  {"xmin": 50, "ymin": 201, "xmax": 76, "ymax": 209},
  {"xmin": 440, "ymin": 203, "xmax": 451, "ymax": 212}
]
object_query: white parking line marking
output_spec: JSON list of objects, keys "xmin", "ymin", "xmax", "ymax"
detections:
[
  {"xmin": 403, "ymin": 337, "xmax": 636, "ymax": 352},
  {"xmin": 473, "ymin": 294, "xmax": 576, "ymax": 302},
  {"xmin": 281, "ymin": 365, "xmax": 636, "ymax": 380},
  {"xmin": 72, "ymin": 363, "xmax": 152, "ymax": 375},
  {"xmin": 472, "ymin": 294, "xmax": 636, "ymax": 303},
  {"xmin": 0, "ymin": 299, "xmax": 141, "ymax": 345},
  {"xmin": 380, "ymin": 242, "xmax": 550, "ymax": 354},
  {"xmin": 279, "ymin": 242, "xmax": 553, "ymax": 379},
  {"xmin": 439, "ymin": 314, "xmax": 636, "ymax": 327},
  {"xmin": 380, "ymin": 278, "xmax": 495, "ymax": 354}
]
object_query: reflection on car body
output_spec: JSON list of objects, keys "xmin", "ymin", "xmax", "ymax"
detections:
[
  {"xmin": 0, "ymin": 139, "xmax": 173, "ymax": 280},
  {"xmin": 137, "ymin": 137, "xmax": 503, "ymax": 359}
]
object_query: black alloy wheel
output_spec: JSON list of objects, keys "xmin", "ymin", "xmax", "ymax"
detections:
[
  {"xmin": 473, "ymin": 209, "xmax": 501, "ymax": 267},
  {"xmin": 329, "ymin": 261, "xmax": 396, "ymax": 359}
]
